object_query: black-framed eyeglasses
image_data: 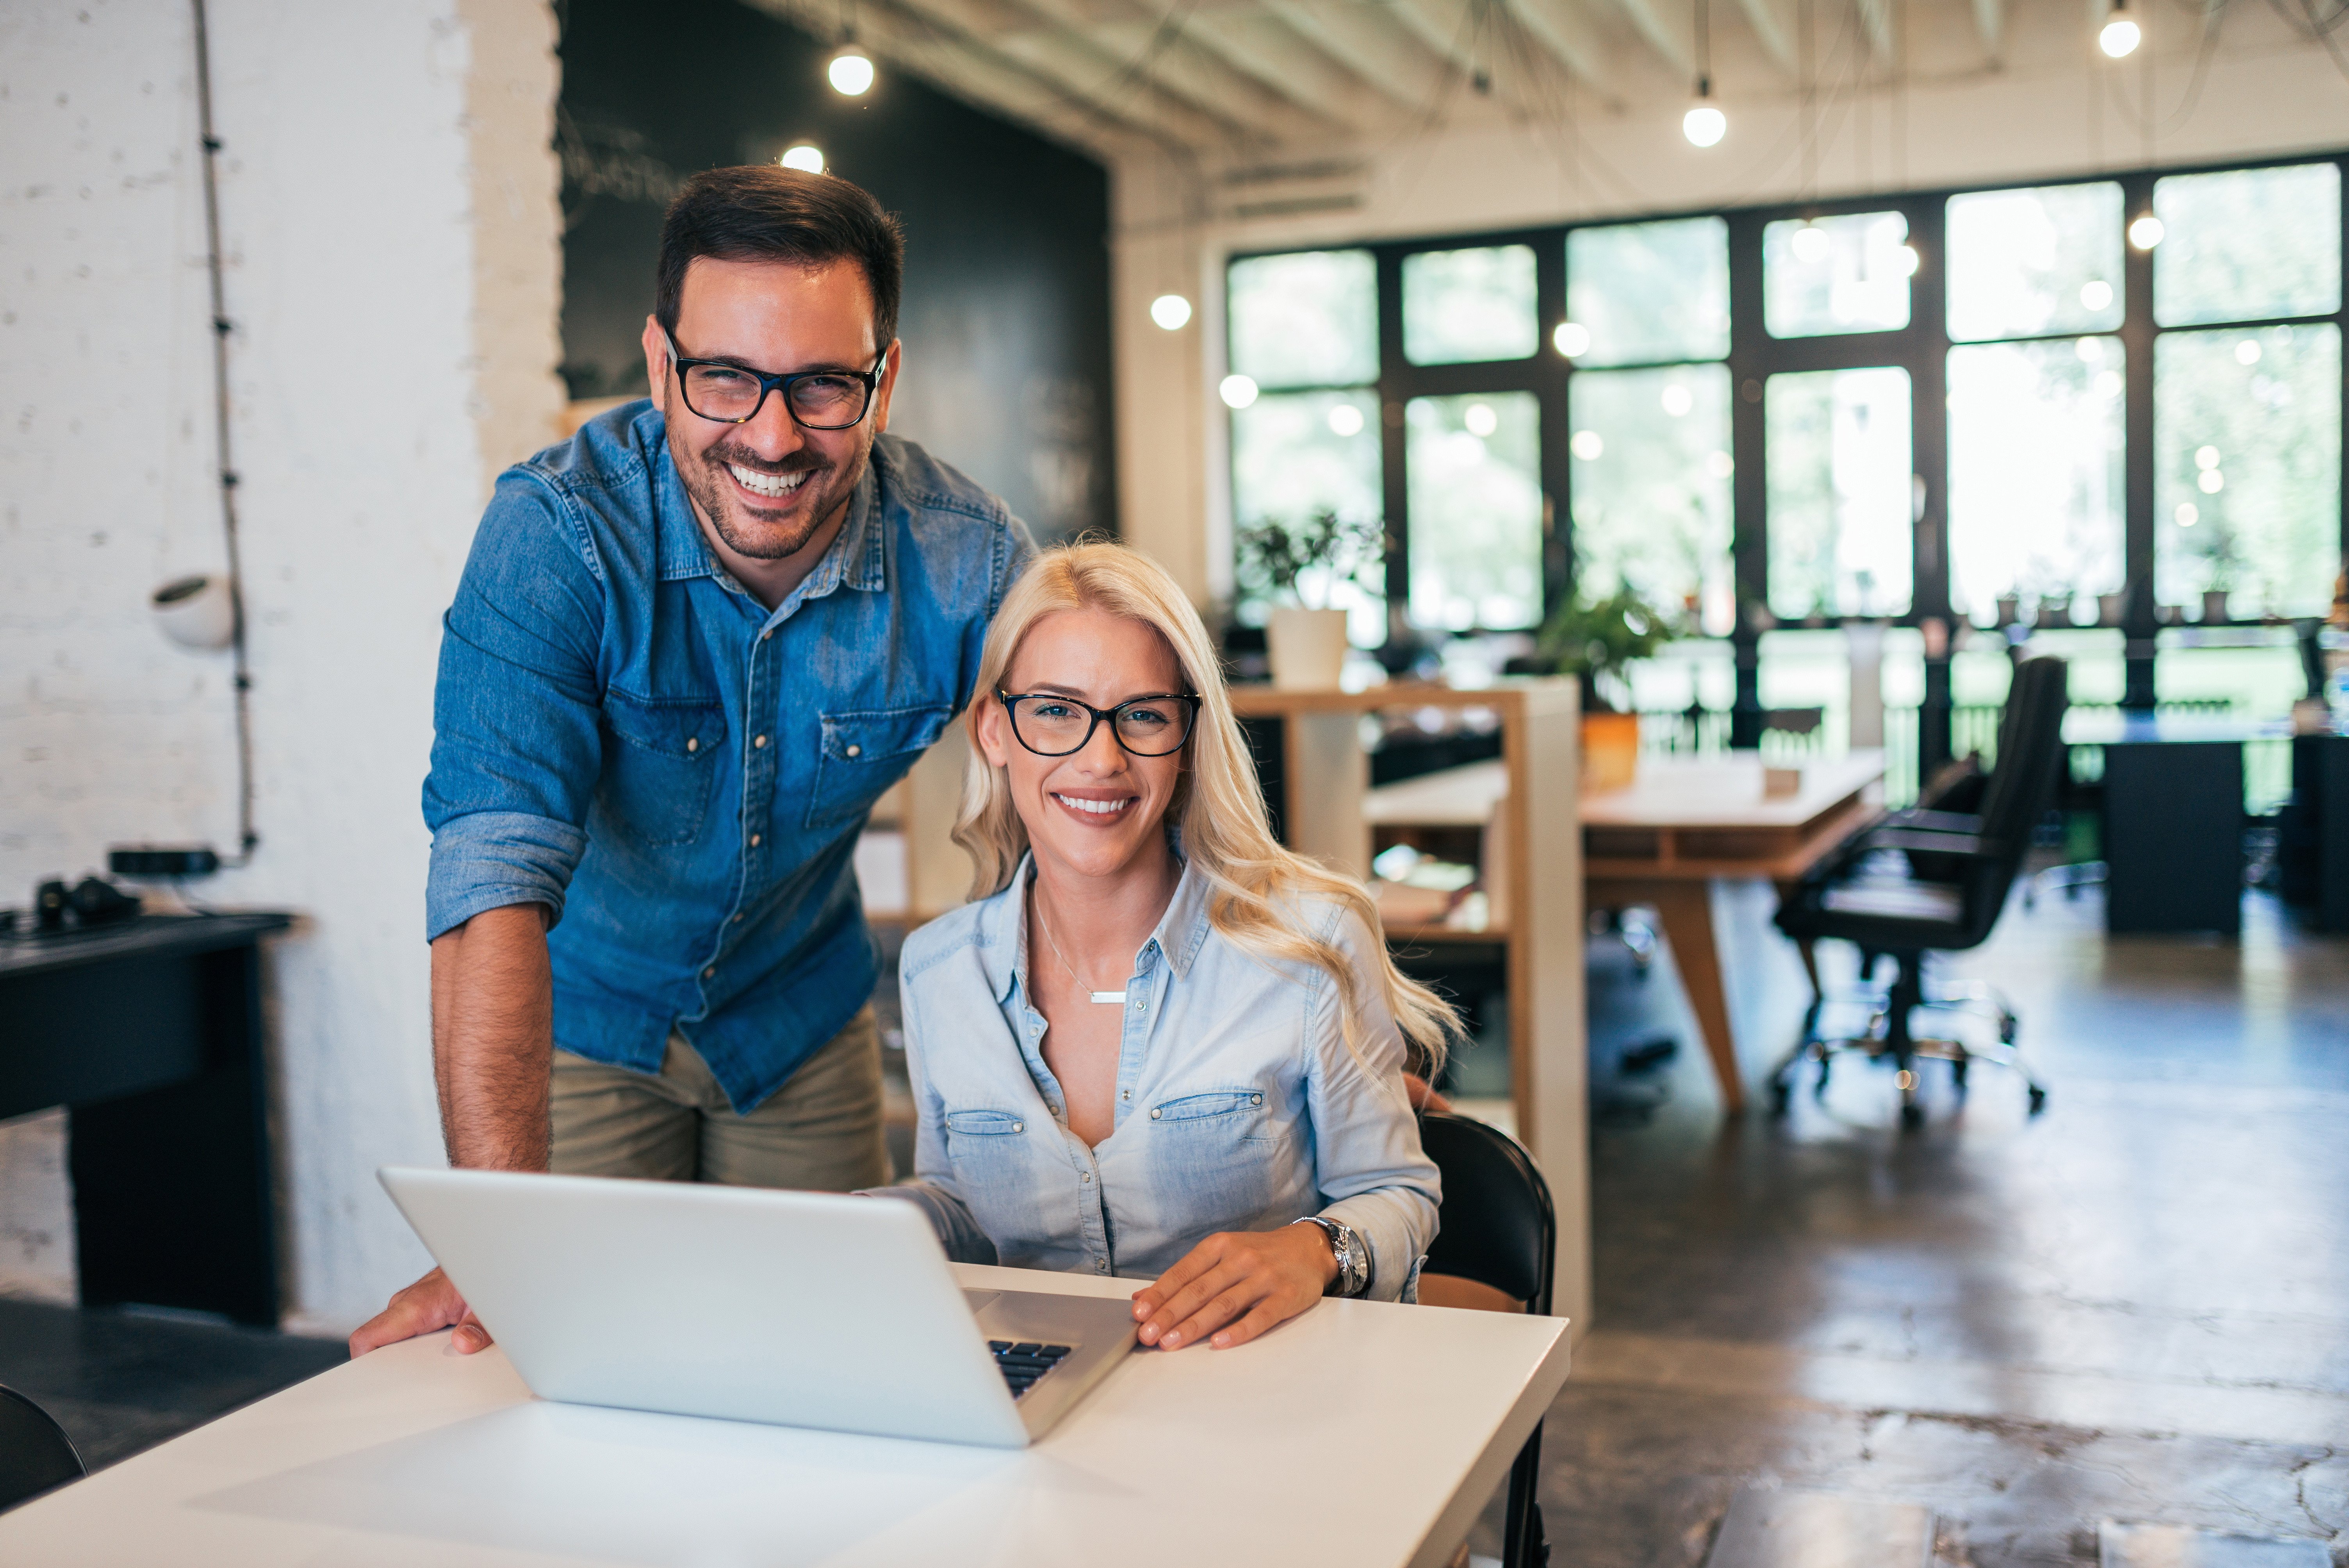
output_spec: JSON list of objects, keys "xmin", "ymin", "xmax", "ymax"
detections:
[
  {"xmin": 661, "ymin": 327, "xmax": 885, "ymax": 431},
  {"xmin": 996, "ymin": 690, "xmax": 1199, "ymax": 758}
]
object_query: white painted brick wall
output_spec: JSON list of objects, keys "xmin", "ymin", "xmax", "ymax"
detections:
[{"xmin": 0, "ymin": 0, "xmax": 562, "ymax": 1332}]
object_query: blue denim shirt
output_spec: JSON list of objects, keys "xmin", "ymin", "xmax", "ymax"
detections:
[
  {"xmin": 879, "ymin": 857, "xmax": 1441, "ymax": 1299},
  {"xmin": 423, "ymin": 403, "xmax": 1032, "ymax": 1111}
]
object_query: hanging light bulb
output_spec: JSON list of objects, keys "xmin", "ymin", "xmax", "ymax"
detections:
[
  {"xmin": 2099, "ymin": 0, "xmax": 2140, "ymax": 56},
  {"xmin": 1149, "ymin": 294, "xmax": 1192, "ymax": 331},
  {"xmin": 780, "ymin": 144, "xmax": 825, "ymax": 174},
  {"xmin": 2128, "ymin": 212, "xmax": 2165, "ymax": 249},
  {"xmin": 1791, "ymin": 221, "xmax": 1832, "ymax": 264},
  {"xmin": 828, "ymin": 46, "xmax": 875, "ymax": 95},
  {"xmin": 1683, "ymin": 85, "xmax": 1727, "ymax": 148},
  {"xmin": 1681, "ymin": 0, "xmax": 1725, "ymax": 146}
]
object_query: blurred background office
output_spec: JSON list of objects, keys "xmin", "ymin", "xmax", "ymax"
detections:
[{"xmin": 4, "ymin": 0, "xmax": 2347, "ymax": 1560}]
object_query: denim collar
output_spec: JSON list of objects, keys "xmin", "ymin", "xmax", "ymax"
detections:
[
  {"xmin": 979, "ymin": 848, "xmax": 1215, "ymax": 1005},
  {"xmin": 648, "ymin": 409, "xmax": 887, "ymax": 596}
]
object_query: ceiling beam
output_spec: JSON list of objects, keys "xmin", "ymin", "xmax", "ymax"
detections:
[
  {"xmin": 1177, "ymin": 9, "xmax": 1390, "ymax": 129},
  {"xmin": 1255, "ymin": 0, "xmax": 1454, "ymax": 109},
  {"xmin": 742, "ymin": 0, "xmax": 1189, "ymax": 153},
  {"xmin": 1606, "ymin": 0, "xmax": 1691, "ymax": 72},
  {"xmin": 1969, "ymin": 0, "xmax": 2002, "ymax": 57},
  {"xmin": 1732, "ymin": 0, "xmax": 1797, "ymax": 71},
  {"xmin": 1070, "ymin": 18, "xmax": 1355, "ymax": 139},
  {"xmin": 1499, "ymin": 0, "xmax": 1613, "ymax": 86},
  {"xmin": 1856, "ymin": 0, "xmax": 1893, "ymax": 58}
]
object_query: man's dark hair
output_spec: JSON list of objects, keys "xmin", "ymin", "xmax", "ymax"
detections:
[{"xmin": 655, "ymin": 165, "xmax": 906, "ymax": 351}]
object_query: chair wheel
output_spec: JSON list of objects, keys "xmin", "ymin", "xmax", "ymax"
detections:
[
  {"xmin": 2028, "ymin": 1086, "xmax": 2047, "ymax": 1114},
  {"xmin": 1769, "ymin": 1081, "xmax": 1791, "ymax": 1117},
  {"xmin": 1900, "ymin": 1102, "xmax": 1925, "ymax": 1130}
]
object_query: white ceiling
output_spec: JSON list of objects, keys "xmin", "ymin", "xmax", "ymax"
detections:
[{"xmin": 747, "ymin": 0, "xmax": 2069, "ymax": 161}]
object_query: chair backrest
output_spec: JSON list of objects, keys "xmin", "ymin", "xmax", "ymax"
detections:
[
  {"xmin": 0, "ymin": 1385, "xmax": 84, "ymax": 1514},
  {"xmin": 1418, "ymin": 1114, "xmax": 1557, "ymax": 1317},
  {"xmin": 1953, "ymin": 656, "xmax": 2069, "ymax": 938}
]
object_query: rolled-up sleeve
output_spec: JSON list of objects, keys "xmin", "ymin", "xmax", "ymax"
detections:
[
  {"xmin": 860, "ymin": 965, "xmax": 1000, "ymax": 1264},
  {"xmin": 1308, "ymin": 908, "xmax": 1443, "ymax": 1302},
  {"xmin": 421, "ymin": 472, "xmax": 608, "ymax": 943}
]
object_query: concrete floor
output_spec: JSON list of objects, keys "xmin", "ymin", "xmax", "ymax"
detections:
[{"xmin": 1554, "ymin": 878, "xmax": 2349, "ymax": 1565}]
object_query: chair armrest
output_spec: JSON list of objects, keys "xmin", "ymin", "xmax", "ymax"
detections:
[
  {"xmin": 1862, "ymin": 828, "xmax": 2003, "ymax": 857},
  {"xmin": 1880, "ymin": 807, "xmax": 1984, "ymax": 835}
]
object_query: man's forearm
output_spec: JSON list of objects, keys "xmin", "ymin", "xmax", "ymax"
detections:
[{"xmin": 430, "ymin": 903, "xmax": 555, "ymax": 1170}]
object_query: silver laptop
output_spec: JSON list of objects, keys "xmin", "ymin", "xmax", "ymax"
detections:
[{"xmin": 378, "ymin": 1166, "xmax": 1138, "ymax": 1448}]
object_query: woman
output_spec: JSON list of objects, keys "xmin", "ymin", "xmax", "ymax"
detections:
[{"xmin": 879, "ymin": 542, "xmax": 1452, "ymax": 1353}]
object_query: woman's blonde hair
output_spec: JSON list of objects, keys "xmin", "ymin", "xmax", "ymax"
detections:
[{"xmin": 954, "ymin": 541, "xmax": 1454, "ymax": 1071}]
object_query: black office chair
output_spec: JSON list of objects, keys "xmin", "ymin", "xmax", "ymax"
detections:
[
  {"xmin": 1769, "ymin": 656, "xmax": 2069, "ymax": 1128},
  {"xmin": 0, "ymin": 1385, "xmax": 85, "ymax": 1513},
  {"xmin": 1418, "ymin": 1113, "xmax": 1556, "ymax": 1568}
]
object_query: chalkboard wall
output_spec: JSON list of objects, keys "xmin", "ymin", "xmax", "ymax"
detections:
[{"xmin": 556, "ymin": 0, "xmax": 1116, "ymax": 543}]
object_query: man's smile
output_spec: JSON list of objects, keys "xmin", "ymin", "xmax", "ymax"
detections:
[{"xmin": 725, "ymin": 461, "xmax": 814, "ymax": 502}]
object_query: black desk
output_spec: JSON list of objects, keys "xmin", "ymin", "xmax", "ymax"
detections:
[
  {"xmin": 2064, "ymin": 713, "xmax": 2278, "ymax": 937},
  {"xmin": 0, "ymin": 913, "xmax": 291, "ymax": 1325}
]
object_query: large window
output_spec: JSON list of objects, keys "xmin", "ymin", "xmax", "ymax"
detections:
[{"xmin": 1223, "ymin": 156, "xmax": 2349, "ymax": 729}]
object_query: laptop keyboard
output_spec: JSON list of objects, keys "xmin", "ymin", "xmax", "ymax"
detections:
[{"xmin": 988, "ymin": 1340, "xmax": 1073, "ymax": 1399}]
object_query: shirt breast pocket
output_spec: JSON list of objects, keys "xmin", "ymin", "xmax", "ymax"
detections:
[
  {"xmin": 1140, "ymin": 1089, "xmax": 1279, "ymax": 1216},
  {"xmin": 597, "ymin": 690, "xmax": 726, "ymax": 847},
  {"xmin": 804, "ymin": 704, "xmax": 954, "ymax": 831}
]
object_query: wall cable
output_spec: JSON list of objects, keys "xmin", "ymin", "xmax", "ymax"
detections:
[{"xmin": 191, "ymin": 0, "xmax": 258, "ymax": 865}]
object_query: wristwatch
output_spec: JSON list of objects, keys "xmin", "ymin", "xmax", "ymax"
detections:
[{"xmin": 1296, "ymin": 1215, "xmax": 1371, "ymax": 1299}]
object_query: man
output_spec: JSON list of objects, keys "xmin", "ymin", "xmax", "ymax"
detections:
[{"xmin": 351, "ymin": 166, "xmax": 1033, "ymax": 1355}]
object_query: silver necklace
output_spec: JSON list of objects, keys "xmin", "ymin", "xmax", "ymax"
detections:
[{"xmin": 1033, "ymin": 895, "xmax": 1126, "ymax": 1005}]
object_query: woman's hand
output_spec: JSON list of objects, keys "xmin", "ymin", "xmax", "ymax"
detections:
[
  {"xmin": 1130, "ymin": 1223, "xmax": 1339, "ymax": 1351},
  {"xmin": 348, "ymin": 1265, "xmax": 493, "ymax": 1357}
]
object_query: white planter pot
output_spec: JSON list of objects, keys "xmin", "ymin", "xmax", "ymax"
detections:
[{"xmin": 1266, "ymin": 606, "xmax": 1351, "ymax": 692}]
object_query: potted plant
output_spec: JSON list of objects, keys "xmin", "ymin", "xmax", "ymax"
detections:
[
  {"xmin": 2201, "ymin": 524, "xmax": 2242, "ymax": 624},
  {"xmin": 1524, "ymin": 587, "xmax": 1677, "ymax": 792},
  {"xmin": 1234, "ymin": 510, "xmax": 1380, "ymax": 691}
]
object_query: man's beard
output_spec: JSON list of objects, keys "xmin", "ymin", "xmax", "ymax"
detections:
[{"xmin": 682, "ymin": 437, "xmax": 862, "ymax": 561}]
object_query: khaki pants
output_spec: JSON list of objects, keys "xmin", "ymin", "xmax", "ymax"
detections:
[{"xmin": 549, "ymin": 1006, "xmax": 889, "ymax": 1190}]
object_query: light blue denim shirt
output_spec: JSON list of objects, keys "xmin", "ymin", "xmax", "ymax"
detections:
[
  {"xmin": 880, "ymin": 856, "xmax": 1442, "ymax": 1300},
  {"xmin": 422, "ymin": 402, "xmax": 1032, "ymax": 1111}
]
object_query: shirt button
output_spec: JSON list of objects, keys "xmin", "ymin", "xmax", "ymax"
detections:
[
  {"xmin": 1094, "ymin": 1260, "xmax": 1108, "ymax": 1273},
  {"xmin": 845, "ymin": 743, "xmax": 861, "ymax": 758},
  {"xmin": 1081, "ymin": 1172, "xmax": 1091, "ymax": 1184},
  {"xmin": 1133, "ymin": 999, "xmax": 1146, "ymax": 1011},
  {"xmin": 750, "ymin": 834, "xmax": 762, "ymax": 846},
  {"xmin": 685, "ymin": 737, "xmax": 698, "ymax": 753},
  {"xmin": 753, "ymin": 734, "xmax": 768, "ymax": 749},
  {"xmin": 1012, "ymin": 1121, "xmax": 1023, "ymax": 1133},
  {"xmin": 1121, "ymin": 1089, "xmax": 1130, "ymax": 1101},
  {"xmin": 702, "ymin": 966, "xmax": 715, "ymax": 979},
  {"xmin": 760, "ymin": 628, "xmax": 772, "ymax": 641},
  {"xmin": 1251, "ymin": 1094, "xmax": 1263, "ymax": 1105},
  {"xmin": 732, "ymin": 913, "xmax": 743, "ymax": 923},
  {"xmin": 1150, "ymin": 1108, "xmax": 1162, "ymax": 1120}
]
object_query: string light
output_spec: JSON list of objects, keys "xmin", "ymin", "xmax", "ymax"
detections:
[
  {"xmin": 1553, "ymin": 321, "xmax": 1591, "ymax": 357},
  {"xmin": 1791, "ymin": 221, "xmax": 1831, "ymax": 264},
  {"xmin": 1219, "ymin": 374, "xmax": 1259, "ymax": 410},
  {"xmin": 780, "ymin": 144, "xmax": 825, "ymax": 174},
  {"xmin": 2129, "ymin": 212, "xmax": 2165, "ymax": 249},
  {"xmin": 1149, "ymin": 294, "xmax": 1192, "ymax": 330}
]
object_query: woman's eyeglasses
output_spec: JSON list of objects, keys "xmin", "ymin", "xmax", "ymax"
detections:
[{"xmin": 996, "ymin": 690, "xmax": 1198, "ymax": 757}]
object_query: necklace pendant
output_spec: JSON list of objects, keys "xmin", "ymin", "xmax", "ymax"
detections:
[{"xmin": 1089, "ymin": 990, "xmax": 1127, "ymax": 1005}]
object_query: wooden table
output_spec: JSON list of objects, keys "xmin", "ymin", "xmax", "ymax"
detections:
[
  {"xmin": 1363, "ymin": 751, "xmax": 1885, "ymax": 1116},
  {"xmin": 0, "ymin": 1262, "xmax": 1573, "ymax": 1568}
]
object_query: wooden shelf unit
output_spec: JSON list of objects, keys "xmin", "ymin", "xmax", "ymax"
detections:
[{"xmin": 1228, "ymin": 679, "xmax": 1588, "ymax": 1333}]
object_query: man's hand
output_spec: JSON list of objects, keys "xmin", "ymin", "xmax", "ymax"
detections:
[
  {"xmin": 1129, "ymin": 1223, "xmax": 1339, "ymax": 1352},
  {"xmin": 348, "ymin": 1266, "xmax": 491, "ymax": 1358}
]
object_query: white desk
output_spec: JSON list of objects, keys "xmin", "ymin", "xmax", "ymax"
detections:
[{"xmin": 0, "ymin": 1263, "xmax": 1571, "ymax": 1567}]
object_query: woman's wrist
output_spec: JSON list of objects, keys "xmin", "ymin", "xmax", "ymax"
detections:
[{"xmin": 1290, "ymin": 1217, "xmax": 1347, "ymax": 1294}]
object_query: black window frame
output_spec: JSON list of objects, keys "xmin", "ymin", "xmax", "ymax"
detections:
[{"xmin": 1226, "ymin": 147, "xmax": 2349, "ymax": 767}]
